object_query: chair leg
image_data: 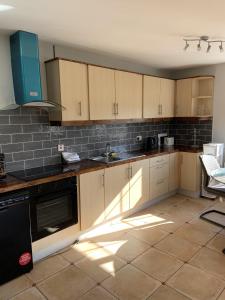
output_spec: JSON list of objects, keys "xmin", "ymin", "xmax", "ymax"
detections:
[{"xmin": 219, "ymin": 196, "xmax": 224, "ymax": 203}]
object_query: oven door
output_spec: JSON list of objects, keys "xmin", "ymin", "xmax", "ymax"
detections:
[{"xmin": 30, "ymin": 180, "xmax": 78, "ymax": 242}]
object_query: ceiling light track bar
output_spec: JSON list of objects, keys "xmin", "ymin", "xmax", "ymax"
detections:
[{"xmin": 183, "ymin": 36, "xmax": 225, "ymax": 53}]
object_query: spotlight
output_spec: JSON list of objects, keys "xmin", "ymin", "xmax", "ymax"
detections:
[
  {"xmin": 184, "ymin": 41, "xmax": 189, "ymax": 51},
  {"xmin": 207, "ymin": 43, "xmax": 211, "ymax": 53},
  {"xmin": 219, "ymin": 42, "xmax": 224, "ymax": 53}
]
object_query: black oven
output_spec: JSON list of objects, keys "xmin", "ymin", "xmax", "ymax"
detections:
[{"xmin": 30, "ymin": 177, "xmax": 78, "ymax": 242}]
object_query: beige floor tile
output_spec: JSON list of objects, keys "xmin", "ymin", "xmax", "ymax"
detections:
[
  {"xmin": 167, "ymin": 264, "xmax": 225, "ymax": 300},
  {"xmin": 10, "ymin": 287, "xmax": 46, "ymax": 300},
  {"xmin": 80, "ymin": 286, "xmax": 116, "ymax": 300},
  {"xmin": 27, "ymin": 255, "xmax": 69, "ymax": 283},
  {"xmin": 37, "ymin": 265, "xmax": 96, "ymax": 300},
  {"xmin": 190, "ymin": 247, "xmax": 225, "ymax": 280},
  {"xmin": 189, "ymin": 218, "xmax": 222, "ymax": 234},
  {"xmin": 92, "ymin": 231, "xmax": 127, "ymax": 247},
  {"xmin": 61, "ymin": 241, "xmax": 101, "ymax": 263},
  {"xmin": 174, "ymin": 223, "xmax": 216, "ymax": 245},
  {"xmin": 102, "ymin": 264, "xmax": 160, "ymax": 300},
  {"xmin": 218, "ymin": 289, "xmax": 225, "ymax": 300},
  {"xmin": 132, "ymin": 248, "xmax": 183, "ymax": 282},
  {"xmin": 123, "ymin": 213, "xmax": 166, "ymax": 228},
  {"xmin": 102, "ymin": 232, "xmax": 150, "ymax": 262},
  {"xmin": 155, "ymin": 234, "xmax": 201, "ymax": 262},
  {"xmin": 0, "ymin": 275, "xmax": 32, "ymax": 300},
  {"xmin": 207, "ymin": 233, "xmax": 225, "ymax": 253},
  {"xmin": 147, "ymin": 285, "xmax": 190, "ymax": 300},
  {"xmin": 129, "ymin": 225, "xmax": 169, "ymax": 245},
  {"xmin": 75, "ymin": 247, "xmax": 126, "ymax": 282}
]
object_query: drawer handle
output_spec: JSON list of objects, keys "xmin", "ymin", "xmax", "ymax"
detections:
[
  {"xmin": 78, "ymin": 102, "xmax": 82, "ymax": 116},
  {"xmin": 157, "ymin": 179, "xmax": 164, "ymax": 185}
]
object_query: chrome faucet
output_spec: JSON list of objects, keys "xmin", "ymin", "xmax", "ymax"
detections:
[{"xmin": 105, "ymin": 143, "xmax": 111, "ymax": 158}]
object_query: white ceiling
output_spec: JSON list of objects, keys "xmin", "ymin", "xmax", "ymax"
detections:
[{"xmin": 1, "ymin": 0, "xmax": 225, "ymax": 70}]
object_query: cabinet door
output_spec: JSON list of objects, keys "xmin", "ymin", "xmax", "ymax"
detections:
[
  {"xmin": 179, "ymin": 152, "xmax": 201, "ymax": 192},
  {"xmin": 176, "ymin": 79, "xmax": 192, "ymax": 117},
  {"xmin": 88, "ymin": 66, "xmax": 116, "ymax": 120},
  {"xmin": 150, "ymin": 163, "xmax": 169, "ymax": 199},
  {"xmin": 169, "ymin": 153, "xmax": 179, "ymax": 191},
  {"xmin": 80, "ymin": 170, "xmax": 105, "ymax": 230},
  {"xmin": 129, "ymin": 159, "xmax": 150, "ymax": 209},
  {"xmin": 105, "ymin": 164, "xmax": 130, "ymax": 220},
  {"xmin": 143, "ymin": 76, "xmax": 161, "ymax": 118},
  {"xmin": 115, "ymin": 70, "xmax": 142, "ymax": 119},
  {"xmin": 59, "ymin": 60, "xmax": 89, "ymax": 121},
  {"xmin": 160, "ymin": 79, "xmax": 175, "ymax": 117}
]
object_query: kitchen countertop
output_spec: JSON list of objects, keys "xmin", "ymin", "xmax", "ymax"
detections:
[{"xmin": 0, "ymin": 146, "xmax": 202, "ymax": 194}]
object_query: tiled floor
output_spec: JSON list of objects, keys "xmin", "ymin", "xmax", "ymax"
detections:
[{"xmin": 1, "ymin": 194, "xmax": 225, "ymax": 300}]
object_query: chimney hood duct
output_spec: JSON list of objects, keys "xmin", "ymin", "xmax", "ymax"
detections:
[{"xmin": 9, "ymin": 30, "xmax": 58, "ymax": 109}]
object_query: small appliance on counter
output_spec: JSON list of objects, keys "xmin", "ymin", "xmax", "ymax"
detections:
[
  {"xmin": 0, "ymin": 153, "xmax": 6, "ymax": 179},
  {"xmin": 201, "ymin": 143, "xmax": 224, "ymax": 199},
  {"xmin": 145, "ymin": 137, "xmax": 158, "ymax": 150},
  {"xmin": 62, "ymin": 152, "xmax": 80, "ymax": 164},
  {"xmin": 158, "ymin": 133, "xmax": 168, "ymax": 147},
  {"xmin": 164, "ymin": 137, "xmax": 174, "ymax": 147}
]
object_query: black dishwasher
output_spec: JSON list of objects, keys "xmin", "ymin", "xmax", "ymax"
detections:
[{"xmin": 0, "ymin": 189, "xmax": 33, "ymax": 285}]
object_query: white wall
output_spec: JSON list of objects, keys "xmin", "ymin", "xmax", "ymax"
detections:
[{"xmin": 0, "ymin": 34, "xmax": 15, "ymax": 108}]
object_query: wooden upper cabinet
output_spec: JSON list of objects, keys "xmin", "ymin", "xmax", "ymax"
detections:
[
  {"xmin": 143, "ymin": 76, "xmax": 175, "ymax": 118},
  {"xmin": 160, "ymin": 79, "xmax": 175, "ymax": 117},
  {"xmin": 115, "ymin": 70, "xmax": 142, "ymax": 119},
  {"xmin": 143, "ymin": 76, "xmax": 161, "ymax": 118},
  {"xmin": 175, "ymin": 78, "xmax": 192, "ymax": 117},
  {"xmin": 46, "ymin": 59, "xmax": 89, "ymax": 121},
  {"xmin": 88, "ymin": 66, "xmax": 116, "ymax": 120}
]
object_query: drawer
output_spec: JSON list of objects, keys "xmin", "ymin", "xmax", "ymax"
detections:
[
  {"xmin": 150, "ymin": 163, "xmax": 169, "ymax": 199},
  {"xmin": 150, "ymin": 154, "xmax": 169, "ymax": 167}
]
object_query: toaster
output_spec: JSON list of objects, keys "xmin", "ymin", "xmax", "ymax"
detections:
[{"xmin": 164, "ymin": 137, "xmax": 174, "ymax": 147}]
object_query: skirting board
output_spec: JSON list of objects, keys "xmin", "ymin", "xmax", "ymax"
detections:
[{"xmin": 178, "ymin": 188, "xmax": 201, "ymax": 198}]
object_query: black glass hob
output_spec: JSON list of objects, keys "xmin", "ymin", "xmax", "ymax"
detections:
[{"xmin": 9, "ymin": 164, "xmax": 72, "ymax": 182}]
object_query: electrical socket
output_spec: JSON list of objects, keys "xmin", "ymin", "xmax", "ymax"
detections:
[
  {"xmin": 58, "ymin": 144, "xmax": 64, "ymax": 152},
  {"xmin": 136, "ymin": 135, "xmax": 142, "ymax": 142}
]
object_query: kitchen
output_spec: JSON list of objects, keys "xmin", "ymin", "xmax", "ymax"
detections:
[{"xmin": 0, "ymin": 1, "xmax": 225, "ymax": 300}]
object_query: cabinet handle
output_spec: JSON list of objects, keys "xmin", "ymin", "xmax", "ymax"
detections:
[
  {"xmin": 127, "ymin": 166, "xmax": 132, "ymax": 179},
  {"xmin": 157, "ymin": 179, "xmax": 164, "ymax": 185},
  {"xmin": 158, "ymin": 104, "xmax": 161, "ymax": 115},
  {"xmin": 101, "ymin": 174, "xmax": 105, "ymax": 187},
  {"xmin": 78, "ymin": 102, "xmax": 82, "ymax": 116},
  {"xmin": 116, "ymin": 103, "xmax": 119, "ymax": 115},
  {"xmin": 113, "ymin": 103, "xmax": 116, "ymax": 115}
]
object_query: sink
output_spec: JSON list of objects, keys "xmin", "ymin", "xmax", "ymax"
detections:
[
  {"xmin": 90, "ymin": 151, "xmax": 146, "ymax": 164},
  {"xmin": 90, "ymin": 156, "xmax": 122, "ymax": 164}
]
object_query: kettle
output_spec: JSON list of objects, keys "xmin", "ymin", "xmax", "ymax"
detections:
[{"xmin": 145, "ymin": 137, "xmax": 158, "ymax": 151}]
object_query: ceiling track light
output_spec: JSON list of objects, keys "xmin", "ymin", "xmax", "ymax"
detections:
[
  {"xmin": 207, "ymin": 43, "xmax": 211, "ymax": 53},
  {"xmin": 184, "ymin": 40, "xmax": 189, "ymax": 51},
  {"xmin": 219, "ymin": 42, "xmax": 224, "ymax": 52},
  {"xmin": 183, "ymin": 36, "xmax": 225, "ymax": 53}
]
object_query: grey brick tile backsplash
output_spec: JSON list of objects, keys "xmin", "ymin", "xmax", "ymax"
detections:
[{"xmin": 0, "ymin": 107, "xmax": 212, "ymax": 172}]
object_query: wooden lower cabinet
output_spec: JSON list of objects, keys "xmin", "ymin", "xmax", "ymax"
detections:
[
  {"xmin": 105, "ymin": 164, "xmax": 130, "ymax": 220},
  {"xmin": 129, "ymin": 159, "xmax": 150, "ymax": 209},
  {"xmin": 169, "ymin": 152, "xmax": 179, "ymax": 191},
  {"xmin": 79, "ymin": 169, "xmax": 105, "ymax": 230},
  {"xmin": 150, "ymin": 158, "xmax": 169, "ymax": 200},
  {"xmin": 179, "ymin": 152, "xmax": 201, "ymax": 194}
]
